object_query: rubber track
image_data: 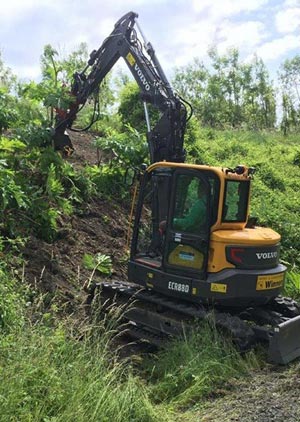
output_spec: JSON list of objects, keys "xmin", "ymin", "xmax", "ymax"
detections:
[{"xmin": 93, "ymin": 280, "xmax": 296, "ymax": 352}]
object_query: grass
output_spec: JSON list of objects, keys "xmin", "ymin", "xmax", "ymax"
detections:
[
  {"xmin": 143, "ymin": 323, "xmax": 259, "ymax": 409},
  {"xmin": 284, "ymin": 271, "xmax": 300, "ymax": 301},
  {"xmin": 0, "ymin": 320, "xmax": 163, "ymax": 422},
  {"xmin": 0, "ymin": 289, "xmax": 259, "ymax": 422}
]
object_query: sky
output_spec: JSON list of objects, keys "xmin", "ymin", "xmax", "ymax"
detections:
[{"xmin": 0, "ymin": 0, "xmax": 300, "ymax": 83}]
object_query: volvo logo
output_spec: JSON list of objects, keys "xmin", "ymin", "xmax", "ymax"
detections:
[
  {"xmin": 256, "ymin": 252, "xmax": 278, "ymax": 260},
  {"xmin": 134, "ymin": 64, "xmax": 150, "ymax": 91}
]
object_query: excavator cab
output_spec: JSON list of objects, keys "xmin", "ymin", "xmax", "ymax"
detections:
[
  {"xmin": 129, "ymin": 162, "xmax": 286, "ymax": 306},
  {"xmin": 131, "ymin": 165, "xmax": 214, "ymax": 278},
  {"xmin": 130, "ymin": 163, "xmax": 222, "ymax": 297}
]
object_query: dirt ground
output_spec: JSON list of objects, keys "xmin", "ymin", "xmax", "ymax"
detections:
[{"xmin": 22, "ymin": 131, "xmax": 129, "ymax": 308}]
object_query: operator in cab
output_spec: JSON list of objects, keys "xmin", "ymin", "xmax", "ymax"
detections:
[{"xmin": 173, "ymin": 182, "xmax": 207, "ymax": 232}]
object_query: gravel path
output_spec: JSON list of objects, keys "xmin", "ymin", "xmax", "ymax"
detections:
[{"xmin": 179, "ymin": 361, "xmax": 300, "ymax": 422}]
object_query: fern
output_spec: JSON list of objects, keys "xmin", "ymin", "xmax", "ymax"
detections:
[{"xmin": 46, "ymin": 163, "xmax": 64, "ymax": 198}]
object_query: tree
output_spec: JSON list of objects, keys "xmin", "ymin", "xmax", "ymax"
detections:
[
  {"xmin": 0, "ymin": 53, "xmax": 17, "ymax": 133},
  {"xmin": 0, "ymin": 52, "xmax": 16, "ymax": 90},
  {"xmin": 243, "ymin": 56, "xmax": 276, "ymax": 130},
  {"xmin": 173, "ymin": 58, "xmax": 209, "ymax": 119},
  {"xmin": 279, "ymin": 55, "xmax": 300, "ymax": 133},
  {"xmin": 173, "ymin": 47, "xmax": 275, "ymax": 130},
  {"xmin": 17, "ymin": 43, "xmax": 114, "ymax": 131}
]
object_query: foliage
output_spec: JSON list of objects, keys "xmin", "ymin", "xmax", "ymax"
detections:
[
  {"xmin": 118, "ymin": 81, "xmax": 159, "ymax": 133},
  {"xmin": 279, "ymin": 55, "xmax": 300, "ymax": 134},
  {"xmin": 0, "ymin": 52, "xmax": 19, "ymax": 132},
  {"xmin": 173, "ymin": 48, "xmax": 276, "ymax": 130},
  {"xmin": 0, "ymin": 52, "xmax": 16, "ymax": 89},
  {"xmin": 0, "ymin": 89, "xmax": 18, "ymax": 133},
  {"xmin": 94, "ymin": 124, "xmax": 148, "ymax": 167},
  {"xmin": 118, "ymin": 81, "xmax": 146, "ymax": 132},
  {"xmin": 83, "ymin": 253, "xmax": 112, "ymax": 275},
  {"xmin": 0, "ymin": 136, "xmax": 99, "ymax": 241},
  {"xmin": 284, "ymin": 271, "xmax": 300, "ymax": 301}
]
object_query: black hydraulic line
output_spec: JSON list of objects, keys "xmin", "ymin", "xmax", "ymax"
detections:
[
  {"xmin": 179, "ymin": 95, "xmax": 193, "ymax": 121},
  {"xmin": 69, "ymin": 95, "xmax": 100, "ymax": 133}
]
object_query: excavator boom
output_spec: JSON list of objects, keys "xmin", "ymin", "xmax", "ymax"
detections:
[{"xmin": 53, "ymin": 11, "xmax": 188, "ymax": 163}]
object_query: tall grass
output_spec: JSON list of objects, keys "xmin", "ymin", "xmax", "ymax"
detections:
[
  {"xmin": 144, "ymin": 323, "xmax": 259, "ymax": 408},
  {"xmin": 0, "ymin": 266, "xmax": 259, "ymax": 421},
  {"xmin": 0, "ymin": 299, "xmax": 259, "ymax": 421},
  {"xmin": 0, "ymin": 320, "xmax": 163, "ymax": 422},
  {"xmin": 284, "ymin": 271, "xmax": 300, "ymax": 301}
]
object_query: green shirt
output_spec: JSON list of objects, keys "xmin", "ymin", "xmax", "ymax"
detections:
[{"xmin": 173, "ymin": 198, "xmax": 207, "ymax": 232}]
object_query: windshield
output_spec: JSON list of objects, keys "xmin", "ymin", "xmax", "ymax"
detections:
[{"xmin": 222, "ymin": 180, "xmax": 250, "ymax": 223}]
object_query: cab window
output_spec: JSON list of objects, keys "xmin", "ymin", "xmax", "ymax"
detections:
[
  {"xmin": 222, "ymin": 180, "xmax": 249, "ymax": 222},
  {"xmin": 172, "ymin": 173, "xmax": 220, "ymax": 232}
]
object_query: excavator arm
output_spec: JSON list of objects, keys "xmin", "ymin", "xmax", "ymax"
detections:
[{"xmin": 53, "ymin": 11, "xmax": 188, "ymax": 163}]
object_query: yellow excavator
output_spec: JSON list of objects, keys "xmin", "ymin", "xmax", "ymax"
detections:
[{"xmin": 53, "ymin": 11, "xmax": 300, "ymax": 364}]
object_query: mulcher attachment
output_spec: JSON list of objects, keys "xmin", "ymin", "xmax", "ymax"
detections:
[{"xmin": 52, "ymin": 131, "xmax": 74, "ymax": 156}]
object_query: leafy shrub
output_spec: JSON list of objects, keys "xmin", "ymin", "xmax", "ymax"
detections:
[
  {"xmin": 257, "ymin": 164, "xmax": 286, "ymax": 191},
  {"xmin": 94, "ymin": 125, "xmax": 148, "ymax": 168},
  {"xmin": 292, "ymin": 150, "xmax": 300, "ymax": 166},
  {"xmin": 15, "ymin": 124, "xmax": 52, "ymax": 148},
  {"xmin": 84, "ymin": 164, "xmax": 128, "ymax": 199},
  {"xmin": 0, "ymin": 89, "xmax": 17, "ymax": 133}
]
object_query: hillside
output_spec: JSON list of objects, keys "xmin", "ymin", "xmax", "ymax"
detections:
[
  {"xmin": 21, "ymin": 132, "xmax": 129, "ymax": 308},
  {"xmin": 1, "ymin": 127, "xmax": 300, "ymax": 422},
  {"xmin": 16, "ymin": 130, "xmax": 300, "ymax": 422}
]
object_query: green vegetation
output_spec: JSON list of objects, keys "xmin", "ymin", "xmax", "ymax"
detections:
[
  {"xmin": 0, "ymin": 283, "xmax": 257, "ymax": 421},
  {"xmin": 0, "ymin": 305, "xmax": 163, "ymax": 421},
  {"xmin": 144, "ymin": 326, "xmax": 258, "ymax": 408},
  {"xmin": 0, "ymin": 43, "xmax": 300, "ymax": 421}
]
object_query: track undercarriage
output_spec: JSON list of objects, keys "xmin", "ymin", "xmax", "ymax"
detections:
[{"xmin": 90, "ymin": 280, "xmax": 300, "ymax": 365}]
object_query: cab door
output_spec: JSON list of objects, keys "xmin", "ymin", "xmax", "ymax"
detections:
[{"xmin": 163, "ymin": 169, "xmax": 211, "ymax": 279}]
